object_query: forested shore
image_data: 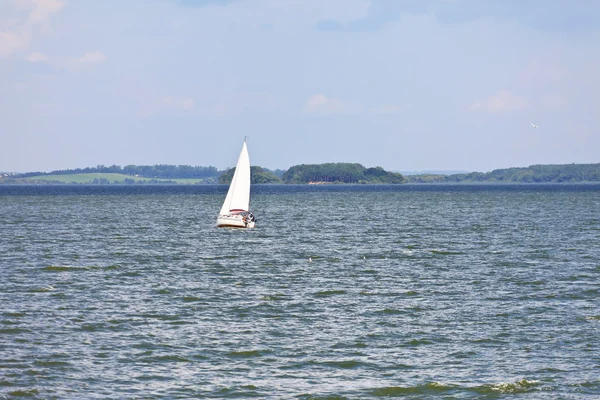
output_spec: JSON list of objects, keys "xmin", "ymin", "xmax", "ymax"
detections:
[
  {"xmin": 405, "ymin": 163, "xmax": 600, "ymax": 183},
  {"xmin": 1, "ymin": 163, "xmax": 599, "ymax": 184}
]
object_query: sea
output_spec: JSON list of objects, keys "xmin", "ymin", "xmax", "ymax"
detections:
[{"xmin": 1, "ymin": 184, "xmax": 599, "ymax": 399}]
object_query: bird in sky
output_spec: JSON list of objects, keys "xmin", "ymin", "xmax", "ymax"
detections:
[{"xmin": 530, "ymin": 122, "xmax": 539, "ymax": 128}]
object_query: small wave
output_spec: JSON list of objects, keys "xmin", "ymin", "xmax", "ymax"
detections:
[
  {"xmin": 322, "ymin": 360, "xmax": 363, "ymax": 369},
  {"xmin": 182, "ymin": 296, "xmax": 203, "ymax": 302},
  {"xmin": 361, "ymin": 269, "xmax": 378, "ymax": 274},
  {"xmin": 217, "ymin": 385, "xmax": 262, "ymax": 397},
  {"xmin": 33, "ymin": 360, "xmax": 71, "ymax": 367},
  {"xmin": 139, "ymin": 313, "xmax": 181, "ymax": 321},
  {"xmin": 372, "ymin": 382, "xmax": 455, "ymax": 396},
  {"xmin": 571, "ymin": 380, "xmax": 600, "ymax": 390},
  {"xmin": 8, "ymin": 389, "xmax": 39, "ymax": 397},
  {"xmin": 314, "ymin": 290, "xmax": 346, "ymax": 298},
  {"xmin": 3, "ymin": 312, "xmax": 25, "ymax": 317},
  {"xmin": 211, "ymin": 255, "xmax": 239, "ymax": 260},
  {"xmin": 373, "ymin": 380, "xmax": 542, "ymax": 397},
  {"xmin": 168, "ymin": 320, "xmax": 191, "ymax": 325},
  {"xmin": 80, "ymin": 323, "xmax": 106, "ymax": 332},
  {"xmin": 24, "ymin": 369, "xmax": 44, "ymax": 376},
  {"xmin": 471, "ymin": 337, "xmax": 503, "ymax": 344},
  {"xmin": 449, "ymin": 350, "xmax": 477, "ymax": 359},
  {"xmin": 376, "ymin": 308, "xmax": 404, "ymax": 315},
  {"xmin": 431, "ymin": 249, "xmax": 463, "ymax": 255},
  {"xmin": 260, "ymin": 293, "xmax": 289, "ymax": 301},
  {"xmin": 226, "ymin": 349, "xmax": 265, "ymax": 358},
  {"xmin": 134, "ymin": 374, "xmax": 174, "ymax": 381},
  {"xmin": 139, "ymin": 355, "xmax": 191, "ymax": 363},
  {"xmin": 0, "ymin": 327, "xmax": 31, "ymax": 335},
  {"xmin": 406, "ymin": 338, "xmax": 433, "ymax": 346},
  {"xmin": 298, "ymin": 393, "xmax": 348, "ymax": 400},
  {"xmin": 29, "ymin": 285, "xmax": 55, "ymax": 292},
  {"xmin": 538, "ymin": 367, "xmax": 566, "ymax": 373},
  {"xmin": 473, "ymin": 379, "xmax": 540, "ymax": 394},
  {"xmin": 41, "ymin": 265, "xmax": 92, "ymax": 272},
  {"xmin": 120, "ymin": 271, "xmax": 141, "ymax": 277},
  {"xmin": 332, "ymin": 341, "xmax": 367, "ymax": 349},
  {"xmin": 515, "ymin": 280, "xmax": 546, "ymax": 286}
]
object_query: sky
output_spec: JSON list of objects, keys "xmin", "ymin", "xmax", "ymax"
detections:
[{"xmin": 1, "ymin": 0, "xmax": 599, "ymax": 173}]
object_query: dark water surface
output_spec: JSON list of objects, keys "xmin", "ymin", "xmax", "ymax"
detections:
[{"xmin": 1, "ymin": 184, "xmax": 599, "ymax": 399}]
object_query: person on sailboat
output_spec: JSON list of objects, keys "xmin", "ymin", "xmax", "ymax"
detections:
[{"xmin": 242, "ymin": 212, "xmax": 255, "ymax": 225}]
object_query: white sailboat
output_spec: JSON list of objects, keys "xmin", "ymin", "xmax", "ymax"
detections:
[{"xmin": 216, "ymin": 139, "xmax": 256, "ymax": 228}]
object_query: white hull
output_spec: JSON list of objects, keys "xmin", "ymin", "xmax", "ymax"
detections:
[{"xmin": 216, "ymin": 214, "xmax": 256, "ymax": 229}]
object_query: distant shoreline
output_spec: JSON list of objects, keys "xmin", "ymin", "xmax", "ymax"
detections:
[
  {"xmin": 2, "ymin": 181, "xmax": 600, "ymax": 186},
  {"xmin": 2, "ymin": 162, "xmax": 599, "ymax": 185}
]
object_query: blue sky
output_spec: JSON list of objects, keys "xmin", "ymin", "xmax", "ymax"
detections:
[{"xmin": 1, "ymin": 0, "xmax": 599, "ymax": 172}]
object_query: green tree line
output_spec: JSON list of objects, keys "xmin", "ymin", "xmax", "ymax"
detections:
[
  {"xmin": 6, "ymin": 163, "xmax": 600, "ymax": 185},
  {"xmin": 405, "ymin": 163, "xmax": 600, "ymax": 183},
  {"xmin": 218, "ymin": 166, "xmax": 283, "ymax": 184},
  {"xmin": 14, "ymin": 164, "xmax": 221, "ymax": 179},
  {"xmin": 282, "ymin": 163, "xmax": 405, "ymax": 184}
]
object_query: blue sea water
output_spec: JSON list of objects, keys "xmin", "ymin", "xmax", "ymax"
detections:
[{"xmin": 1, "ymin": 184, "xmax": 599, "ymax": 398}]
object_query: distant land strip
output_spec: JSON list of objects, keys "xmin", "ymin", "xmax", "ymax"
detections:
[{"xmin": 1, "ymin": 162, "xmax": 599, "ymax": 184}]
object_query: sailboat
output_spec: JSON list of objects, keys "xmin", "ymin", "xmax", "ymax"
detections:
[{"xmin": 216, "ymin": 138, "xmax": 256, "ymax": 228}]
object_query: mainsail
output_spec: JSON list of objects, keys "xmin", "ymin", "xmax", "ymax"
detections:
[{"xmin": 219, "ymin": 141, "xmax": 251, "ymax": 215}]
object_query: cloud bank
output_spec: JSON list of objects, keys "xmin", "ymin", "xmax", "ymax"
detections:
[{"xmin": 0, "ymin": 0, "xmax": 65, "ymax": 57}]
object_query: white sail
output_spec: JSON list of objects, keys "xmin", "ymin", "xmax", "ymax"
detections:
[{"xmin": 219, "ymin": 141, "xmax": 251, "ymax": 215}]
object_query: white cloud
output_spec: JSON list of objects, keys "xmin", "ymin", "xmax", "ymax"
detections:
[
  {"xmin": 303, "ymin": 93, "xmax": 361, "ymax": 115},
  {"xmin": 0, "ymin": 31, "xmax": 27, "ymax": 56},
  {"xmin": 469, "ymin": 90, "xmax": 528, "ymax": 113},
  {"xmin": 0, "ymin": 0, "xmax": 64, "ymax": 57},
  {"xmin": 27, "ymin": 0, "xmax": 65, "ymax": 26},
  {"xmin": 75, "ymin": 51, "xmax": 106, "ymax": 64},
  {"xmin": 25, "ymin": 51, "xmax": 47, "ymax": 62}
]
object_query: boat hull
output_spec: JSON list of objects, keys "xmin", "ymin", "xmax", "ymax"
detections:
[{"xmin": 216, "ymin": 214, "xmax": 255, "ymax": 229}]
